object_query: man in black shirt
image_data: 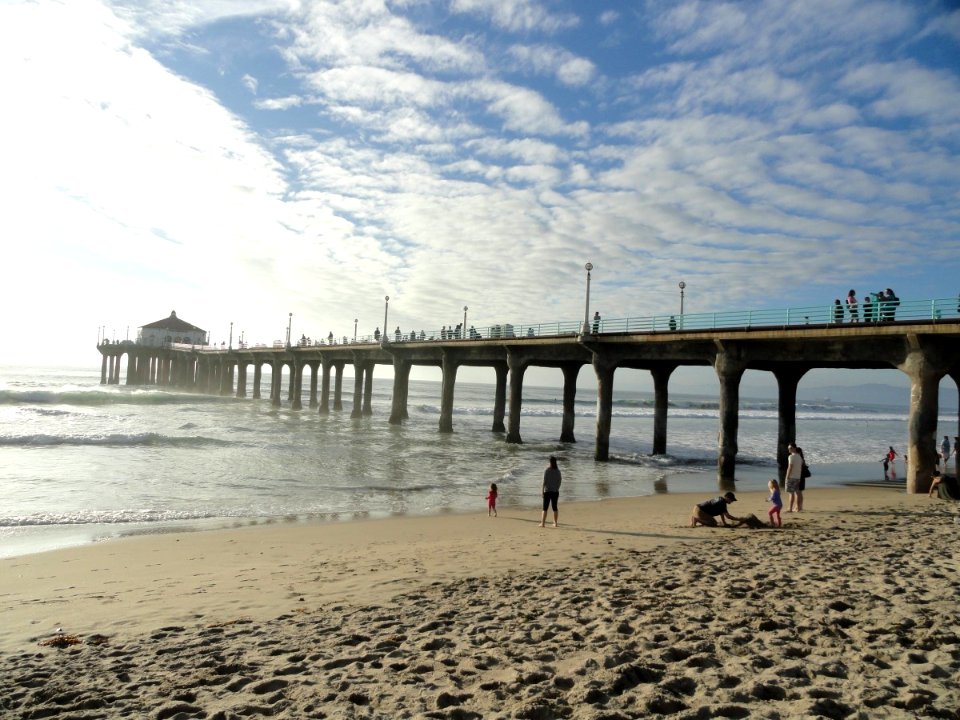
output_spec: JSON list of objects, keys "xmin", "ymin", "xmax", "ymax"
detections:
[{"xmin": 690, "ymin": 492, "xmax": 739, "ymax": 527}]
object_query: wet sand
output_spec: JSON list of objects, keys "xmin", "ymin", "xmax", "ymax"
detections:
[{"xmin": 1, "ymin": 487, "xmax": 958, "ymax": 718}]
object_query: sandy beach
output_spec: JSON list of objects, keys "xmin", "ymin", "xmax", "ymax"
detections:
[{"xmin": 1, "ymin": 486, "xmax": 958, "ymax": 718}]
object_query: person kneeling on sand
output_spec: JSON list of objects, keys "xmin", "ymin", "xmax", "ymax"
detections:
[
  {"xmin": 690, "ymin": 492, "xmax": 739, "ymax": 527},
  {"xmin": 928, "ymin": 469, "xmax": 944, "ymax": 499}
]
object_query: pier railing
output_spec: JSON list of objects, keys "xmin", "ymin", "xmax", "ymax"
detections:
[{"xmin": 156, "ymin": 296, "xmax": 959, "ymax": 351}]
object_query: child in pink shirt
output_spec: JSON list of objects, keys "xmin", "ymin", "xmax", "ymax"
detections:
[{"xmin": 486, "ymin": 482, "xmax": 498, "ymax": 517}]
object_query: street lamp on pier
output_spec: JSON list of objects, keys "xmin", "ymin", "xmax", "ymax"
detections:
[
  {"xmin": 229, "ymin": 322, "xmax": 233, "ymax": 350},
  {"xmin": 383, "ymin": 296, "xmax": 389, "ymax": 342},
  {"xmin": 463, "ymin": 306, "xmax": 468, "ymax": 339},
  {"xmin": 678, "ymin": 281, "xmax": 686, "ymax": 315},
  {"xmin": 286, "ymin": 312, "xmax": 292, "ymax": 348},
  {"xmin": 582, "ymin": 262, "xmax": 593, "ymax": 335},
  {"xmin": 353, "ymin": 318, "xmax": 358, "ymax": 343}
]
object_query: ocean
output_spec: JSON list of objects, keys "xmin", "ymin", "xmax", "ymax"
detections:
[{"xmin": 1, "ymin": 365, "xmax": 952, "ymax": 559}]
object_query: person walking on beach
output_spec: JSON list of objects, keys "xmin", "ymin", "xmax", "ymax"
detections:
[
  {"xmin": 486, "ymin": 482, "xmax": 498, "ymax": 517},
  {"xmin": 885, "ymin": 446, "xmax": 898, "ymax": 481},
  {"xmin": 690, "ymin": 492, "xmax": 739, "ymax": 527},
  {"xmin": 785, "ymin": 444, "xmax": 804, "ymax": 512},
  {"xmin": 767, "ymin": 479, "xmax": 783, "ymax": 527},
  {"xmin": 940, "ymin": 435, "xmax": 951, "ymax": 472},
  {"xmin": 846, "ymin": 289, "xmax": 858, "ymax": 322},
  {"xmin": 540, "ymin": 456, "xmax": 562, "ymax": 528}
]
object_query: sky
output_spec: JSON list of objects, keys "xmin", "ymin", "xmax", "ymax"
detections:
[{"xmin": 3, "ymin": 0, "xmax": 959, "ymax": 394}]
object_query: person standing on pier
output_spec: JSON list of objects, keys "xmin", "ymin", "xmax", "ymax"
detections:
[
  {"xmin": 540, "ymin": 456, "xmax": 562, "ymax": 528},
  {"xmin": 592, "ymin": 311, "xmax": 601, "ymax": 334},
  {"xmin": 833, "ymin": 299, "xmax": 843, "ymax": 323},
  {"xmin": 846, "ymin": 290, "xmax": 858, "ymax": 322},
  {"xmin": 374, "ymin": 327, "xmax": 381, "ymax": 342}
]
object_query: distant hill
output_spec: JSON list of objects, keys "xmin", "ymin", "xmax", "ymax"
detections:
[
  {"xmin": 731, "ymin": 381, "xmax": 958, "ymax": 411},
  {"xmin": 797, "ymin": 382, "xmax": 958, "ymax": 411}
]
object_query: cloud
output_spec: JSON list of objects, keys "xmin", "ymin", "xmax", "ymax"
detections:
[
  {"xmin": 2, "ymin": 0, "xmax": 958, "ymax": 369},
  {"xmin": 508, "ymin": 43, "xmax": 598, "ymax": 86},
  {"xmin": 598, "ymin": 10, "xmax": 619, "ymax": 26},
  {"xmin": 841, "ymin": 60, "xmax": 960, "ymax": 123},
  {"xmin": 450, "ymin": 0, "xmax": 579, "ymax": 34}
]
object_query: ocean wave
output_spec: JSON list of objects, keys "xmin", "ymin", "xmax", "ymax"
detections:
[
  {"xmin": 0, "ymin": 509, "xmax": 221, "ymax": 527},
  {"xmin": 0, "ymin": 388, "xmax": 227, "ymax": 407},
  {"xmin": 0, "ymin": 433, "xmax": 235, "ymax": 448},
  {"xmin": 21, "ymin": 407, "xmax": 73, "ymax": 417}
]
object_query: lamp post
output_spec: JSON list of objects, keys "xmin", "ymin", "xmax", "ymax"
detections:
[
  {"xmin": 582, "ymin": 262, "xmax": 593, "ymax": 335},
  {"xmin": 353, "ymin": 318, "xmax": 358, "ymax": 343},
  {"xmin": 229, "ymin": 322, "xmax": 233, "ymax": 350},
  {"xmin": 383, "ymin": 296, "xmax": 389, "ymax": 342},
  {"xmin": 286, "ymin": 312, "xmax": 292, "ymax": 348},
  {"xmin": 463, "ymin": 306, "xmax": 468, "ymax": 339},
  {"xmin": 678, "ymin": 281, "xmax": 686, "ymax": 315}
]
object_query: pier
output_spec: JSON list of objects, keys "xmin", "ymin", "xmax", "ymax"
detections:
[{"xmin": 98, "ymin": 298, "xmax": 960, "ymax": 494}]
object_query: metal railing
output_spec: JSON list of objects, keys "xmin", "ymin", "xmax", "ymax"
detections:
[{"xmin": 158, "ymin": 296, "xmax": 959, "ymax": 352}]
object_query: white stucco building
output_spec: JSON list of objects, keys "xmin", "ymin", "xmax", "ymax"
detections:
[{"xmin": 137, "ymin": 311, "xmax": 207, "ymax": 346}]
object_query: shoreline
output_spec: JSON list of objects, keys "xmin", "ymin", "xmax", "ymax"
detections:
[
  {"xmin": 0, "ymin": 460, "xmax": 894, "ymax": 561},
  {"xmin": 2, "ymin": 486, "xmax": 958, "ymax": 717}
]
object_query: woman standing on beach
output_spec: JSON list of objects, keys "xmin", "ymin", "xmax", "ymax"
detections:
[
  {"xmin": 540, "ymin": 456, "xmax": 562, "ymax": 528},
  {"xmin": 785, "ymin": 445, "xmax": 804, "ymax": 512}
]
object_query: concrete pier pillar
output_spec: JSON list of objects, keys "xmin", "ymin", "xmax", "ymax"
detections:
[
  {"xmin": 560, "ymin": 363, "xmax": 581, "ymax": 443},
  {"xmin": 217, "ymin": 360, "xmax": 229, "ymax": 396},
  {"xmin": 438, "ymin": 353, "xmax": 458, "ymax": 433},
  {"xmin": 651, "ymin": 364, "xmax": 677, "ymax": 455},
  {"xmin": 333, "ymin": 362, "xmax": 344, "ymax": 411},
  {"xmin": 125, "ymin": 353, "xmax": 136, "ymax": 385},
  {"xmin": 714, "ymin": 345, "xmax": 746, "ymax": 485},
  {"xmin": 390, "ymin": 357, "xmax": 412, "ymax": 426},
  {"xmin": 252, "ymin": 363, "xmax": 262, "ymax": 399},
  {"xmin": 292, "ymin": 361, "xmax": 303, "ymax": 410},
  {"xmin": 271, "ymin": 362, "xmax": 282, "ymax": 408},
  {"xmin": 506, "ymin": 352, "xmax": 526, "ymax": 444},
  {"xmin": 492, "ymin": 361, "xmax": 507, "ymax": 433},
  {"xmin": 308, "ymin": 361, "xmax": 319, "ymax": 409},
  {"xmin": 287, "ymin": 363, "xmax": 296, "ymax": 404},
  {"xmin": 100, "ymin": 353, "xmax": 108, "ymax": 384},
  {"xmin": 773, "ymin": 366, "xmax": 808, "ymax": 478},
  {"xmin": 108, "ymin": 355, "xmax": 115, "ymax": 384},
  {"xmin": 593, "ymin": 354, "xmax": 616, "ymax": 461},
  {"xmin": 236, "ymin": 361, "xmax": 247, "ymax": 398},
  {"xmin": 952, "ymin": 371, "xmax": 960, "ymax": 475},
  {"xmin": 363, "ymin": 364, "xmax": 374, "ymax": 416},
  {"xmin": 319, "ymin": 359, "xmax": 332, "ymax": 415},
  {"xmin": 898, "ymin": 344, "xmax": 946, "ymax": 493},
  {"xmin": 351, "ymin": 361, "xmax": 364, "ymax": 418}
]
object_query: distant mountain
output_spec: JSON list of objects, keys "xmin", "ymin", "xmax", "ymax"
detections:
[
  {"xmin": 730, "ymin": 381, "xmax": 958, "ymax": 411},
  {"xmin": 797, "ymin": 382, "xmax": 958, "ymax": 411}
]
